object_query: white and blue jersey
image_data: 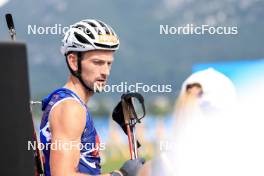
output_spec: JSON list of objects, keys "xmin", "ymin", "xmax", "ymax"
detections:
[{"xmin": 40, "ymin": 88, "xmax": 101, "ymax": 176}]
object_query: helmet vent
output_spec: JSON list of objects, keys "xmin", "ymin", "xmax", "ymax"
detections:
[
  {"xmin": 94, "ymin": 42, "xmax": 119, "ymax": 49},
  {"xmin": 87, "ymin": 22, "xmax": 97, "ymax": 27},
  {"xmin": 74, "ymin": 32, "xmax": 91, "ymax": 45},
  {"xmin": 97, "ymin": 21, "xmax": 110, "ymax": 34},
  {"xmin": 75, "ymin": 25, "xmax": 95, "ymax": 39}
]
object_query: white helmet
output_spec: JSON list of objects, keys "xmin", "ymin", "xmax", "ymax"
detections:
[
  {"xmin": 61, "ymin": 19, "xmax": 119, "ymax": 55},
  {"xmin": 181, "ymin": 68, "xmax": 237, "ymax": 110}
]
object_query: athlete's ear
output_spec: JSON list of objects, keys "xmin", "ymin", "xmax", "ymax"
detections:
[{"xmin": 67, "ymin": 53, "xmax": 78, "ymax": 72}]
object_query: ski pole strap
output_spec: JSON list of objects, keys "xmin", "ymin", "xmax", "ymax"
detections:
[
  {"xmin": 112, "ymin": 92, "xmax": 146, "ymax": 150},
  {"xmin": 121, "ymin": 92, "xmax": 146, "ymax": 123}
]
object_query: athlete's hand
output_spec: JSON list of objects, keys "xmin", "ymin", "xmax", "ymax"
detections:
[{"xmin": 111, "ymin": 158, "xmax": 145, "ymax": 176}]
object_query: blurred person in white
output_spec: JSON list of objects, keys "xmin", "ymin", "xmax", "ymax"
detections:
[
  {"xmin": 173, "ymin": 68, "xmax": 237, "ymax": 128},
  {"xmin": 137, "ymin": 68, "xmax": 260, "ymax": 176}
]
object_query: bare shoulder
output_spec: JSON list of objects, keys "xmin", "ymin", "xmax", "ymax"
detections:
[{"xmin": 49, "ymin": 99, "xmax": 86, "ymax": 140}]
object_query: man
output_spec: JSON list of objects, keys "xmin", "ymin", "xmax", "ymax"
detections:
[{"xmin": 40, "ymin": 19, "xmax": 144, "ymax": 176}]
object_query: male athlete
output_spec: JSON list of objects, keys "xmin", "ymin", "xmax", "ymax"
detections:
[{"xmin": 40, "ymin": 19, "xmax": 144, "ymax": 176}]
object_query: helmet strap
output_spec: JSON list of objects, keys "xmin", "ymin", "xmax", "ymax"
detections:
[{"xmin": 65, "ymin": 52, "xmax": 94, "ymax": 92}]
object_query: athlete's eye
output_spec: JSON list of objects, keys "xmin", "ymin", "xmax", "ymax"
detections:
[
  {"xmin": 92, "ymin": 59, "xmax": 105, "ymax": 65},
  {"xmin": 107, "ymin": 62, "xmax": 112, "ymax": 66}
]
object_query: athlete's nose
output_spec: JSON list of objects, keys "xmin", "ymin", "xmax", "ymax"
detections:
[{"xmin": 101, "ymin": 63, "xmax": 111, "ymax": 78}]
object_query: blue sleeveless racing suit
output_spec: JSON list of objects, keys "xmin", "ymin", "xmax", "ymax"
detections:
[{"xmin": 40, "ymin": 88, "xmax": 101, "ymax": 176}]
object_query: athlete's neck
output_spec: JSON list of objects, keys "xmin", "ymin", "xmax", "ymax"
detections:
[{"xmin": 63, "ymin": 76, "xmax": 94, "ymax": 103}]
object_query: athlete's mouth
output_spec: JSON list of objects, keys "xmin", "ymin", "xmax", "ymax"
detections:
[{"xmin": 96, "ymin": 79, "xmax": 107, "ymax": 84}]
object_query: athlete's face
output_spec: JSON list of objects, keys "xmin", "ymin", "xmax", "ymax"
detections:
[
  {"xmin": 80, "ymin": 50, "xmax": 114, "ymax": 92},
  {"xmin": 186, "ymin": 83, "xmax": 203, "ymax": 98}
]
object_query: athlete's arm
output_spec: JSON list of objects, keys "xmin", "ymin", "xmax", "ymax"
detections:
[{"xmin": 49, "ymin": 99, "xmax": 110, "ymax": 176}]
